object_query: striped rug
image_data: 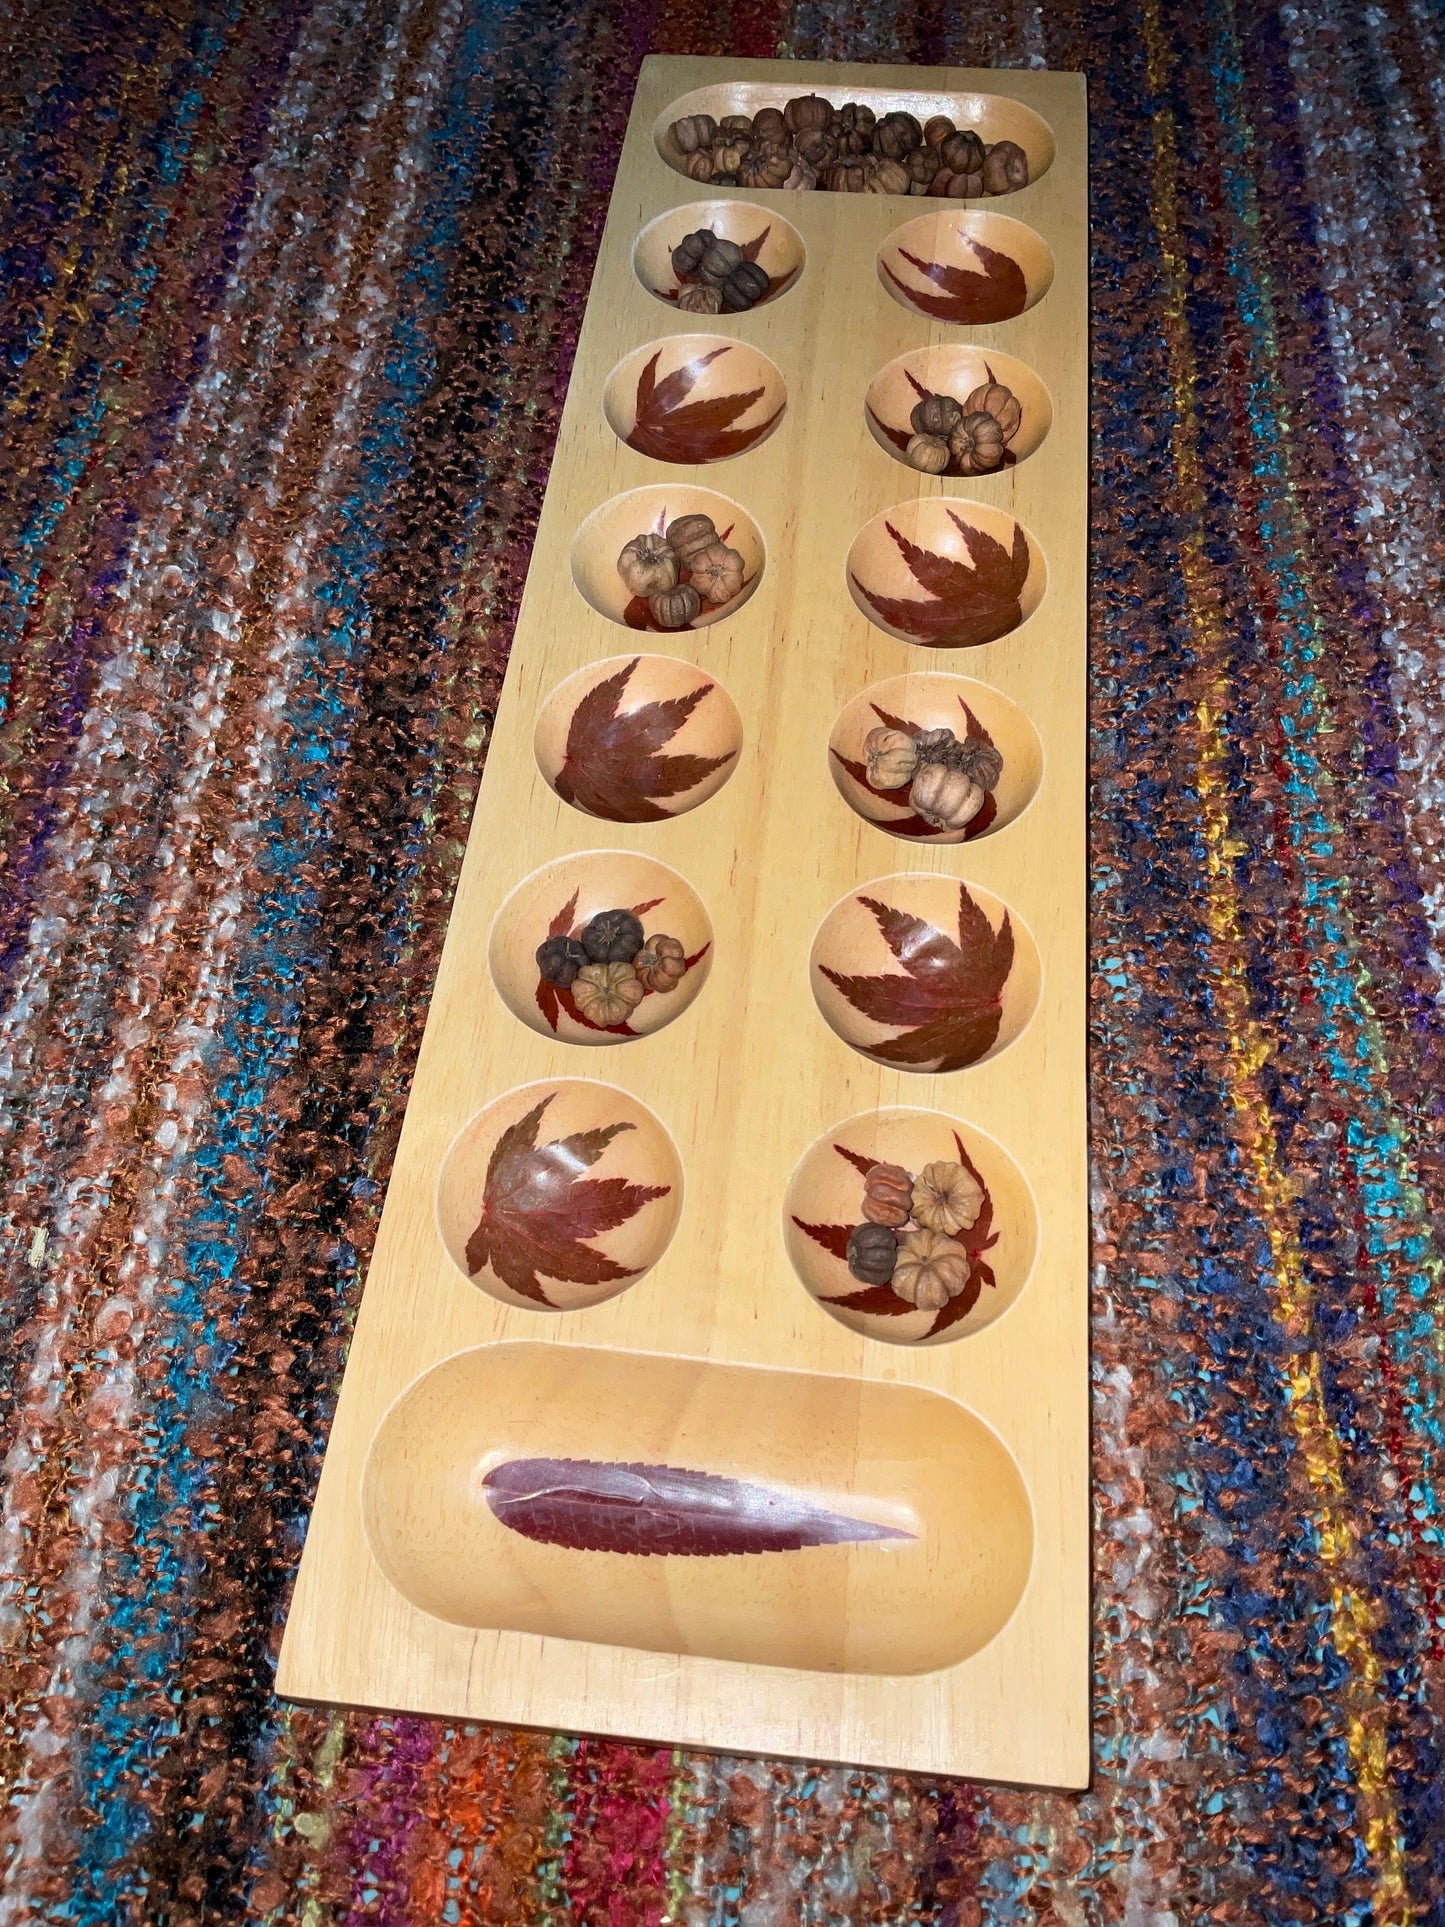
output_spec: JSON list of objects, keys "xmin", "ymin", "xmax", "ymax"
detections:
[{"xmin": 2, "ymin": 0, "xmax": 1444, "ymax": 1921}]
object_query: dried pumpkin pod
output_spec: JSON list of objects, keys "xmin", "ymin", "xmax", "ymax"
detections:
[
  {"xmin": 677, "ymin": 282, "xmax": 724, "ymax": 315},
  {"xmin": 617, "ymin": 532, "xmax": 680, "ymax": 597},
  {"xmin": 671, "ymin": 113, "xmax": 717, "ymax": 154},
  {"xmin": 782, "ymin": 154, "xmax": 818, "ymax": 191},
  {"xmin": 751, "ymin": 105, "xmax": 787, "ymax": 144},
  {"xmin": 824, "ymin": 156, "xmax": 876, "ymax": 193},
  {"xmin": 923, "ymin": 114, "xmax": 955, "ymax": 149},
  {"xmin": 739, "ymin": 145, "xmax": 793, "ymax": 190},
  {"xmin": 892, "ymin": 1227, "xmax": 972, "ymax": 1310},
  {"xmin": 948, "ymin": 410, "xmax": 1007, "ymax": 475},
  {"xmin": 670, "ymin": 228, "xmax": 712, "ymax": 277},
  {"xmin": 688, "ymin": 541, "xmax": 745, "ymax": 604},
  {"xmin": 708, "ymin": 138, "xmax": 748, "ymax": 177},
  {"xmin": 913, "ymin": 726, "xmax": 964, "ymax": 767},
  {"xmin": 696, "ymin": 237, "xmax": 744, "ymax": 286},
  {"xmin": 665, "ymin": 513, "xmax": 718, "ymax": 562},
  {"xmin": 982, "ymin": 139, "xmax": 1029, "ymax": 194},
  {"xmin": 535, "ymin": 933, "xmax": 588, "ymax": 988},
  {"xmin": 867, "ymin": 157, "xmax": 912, "ymax": 196},
  {"xmin": 572, "ymin": 962, "xmax": 646, "ymax": 1027},
  {"xmin": 784, "ymin": 92, "xmax": 833, "ymax": 134},
  {"xmin": 905, "ymin": 432, "xmax": 950, "ymax": 475},
  {"xmin": 721, "ymin": 260, "xmax": 770, "ymax": 311},
  {"xmin": 835, "ymin": 101, "xmax": 877, "ymax": 138},
  {"xmin": 846, "ymin": 1220, "xmax": 900, "ymax": 1285},
  {"xmin": 649, "ymin": 582, "xmax": 702, "ymax": 630},
  {"xmin": 927, "ymin": 167, "xmax": 957, "ymax": 199},
  {"xmin": 909, "ymin": 761, "xmax": 986, "ymax": 830},
  {"xmin": 580, "ymin": 907, "xmax": 645, "ymax": 964},
  {"xmin": 941, "ymin": 129, "xmax": 985, "ymax": 175},
  {"xmin": 911, "ymin": 1159, "xmax": 984, "ymax": 1235},
  {"xmin": 958, "ymin": 738, "xmax": 1004, "ymax": 790},
  {"xmin": 634, "ymin": 933, "xmax": 687, "ymax": 994},
  {"xmin": 963, "ymin": 378, "xmax": 1023, "ymax": 443},
  {"xmin": 862, "ymin": 1161, "xmax": 914, "ymax": 1228},
  {"xmin": 684, "ymin": 152, "xmax": 714, "ymax": 183},
  {"xmin": 910, "ymin": 392, "xmax": 964, "ymax": 438},
  {"xmin": 794, "ymin": 126, "xmax": 838, "ymax": 168},
  {"xmin": 873, "ymin": 110, "xmax": 923, "ymax": 160},
  {"xmin": 719, "ymin": 112, "xmax": 754, "ymax": 134},
  {"xmin": 906, "ymin": 143, "xmax": 941, "ymax": 187},
  {"xmin": 864, "ymin": 726, "xmax": 919, "ymax": 790},
  {"xmin": 947, "ymin": 170, "xmax": 983, "ymax": 199}
]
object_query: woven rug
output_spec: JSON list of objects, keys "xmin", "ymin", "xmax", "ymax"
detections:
[{"xmin": 2, "ymin": 0, "xmax": 1443, "ymax": 1920}]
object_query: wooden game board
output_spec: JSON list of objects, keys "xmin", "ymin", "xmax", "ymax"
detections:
[{"xmin": 278, "ymin": 53, "xmax": 1089, "ymax": 1789}]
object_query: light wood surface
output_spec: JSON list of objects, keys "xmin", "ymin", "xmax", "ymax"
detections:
[{"xmin": 278, "ymin": 52, "xmax": 1090, "ymax": 1789}]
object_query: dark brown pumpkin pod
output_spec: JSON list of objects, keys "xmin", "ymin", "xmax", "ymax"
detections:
[
  {"xmin": 739, "ymin": 145, "xmax": 793, "ymax": 190},
  {"xmin": 719, "ymin": 112, "xmax": 754, "ymax": 134},
  {"xmin": 923, "ymin": 114, "xmax": 955, "ymax": 149},
  {"xmin": 794, "ymin": 125, "xmax": 838, "ymax": 168},
  {"xmin": 751, "ymin": 105, "xmax": 787, "ymax": 144},
  {"xmin": 910, "ymin": 392, "xmax": 964, "ymax": 438},
  {"xmin": 721, "ymin": 260, "xmax": 770, "ymax": 311},
  {"xmin": 784, "ymin": 92, "xmax": 833, "ymax": 134},
  {"xmin": 941, "ymin": 129, "xmax": 986, "ymax": 176},
  {"xmin": 696, "ymin": 236, "xmax": 744, "ymax": 286},
  {"xmin": 671, "ymin": 113, "xmax": 717, "ymax": 154},
  {"xmin": 982, "ymin": 139, "xmax": 1029, "ymax": 194},
  {"xmin": 906, "ymin": 143, "xmax": 941, "ymax": 188},
  {"xmin": 669, "ymin": 229, "xmax": 712, "ymax": 278},
  {"xmin": 825, "ymin": 155, "xmax": 876, "ymax": 194},
  {"xmin": 847, "ymin": 1221, "xmax": 900, "ymax": 1285},
  {"xmin": 873, "ymin": 110, "xmax": 923, "ymax": 161}
]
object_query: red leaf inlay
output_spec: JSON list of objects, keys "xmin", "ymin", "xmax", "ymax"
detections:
[
  {"xmin": 464, "ymin": 1095, "xmax": 669, "ymax": 1305},
  {"xmin": 483, "ymin": 1456, "xmax": 912, "ymax": 1554},
  {"xmin": 881, "ymin": 237, "xmax": 1028, "ymax": 325},
  {"xmin": 820, "ymin": 883, "xmax": 1014, "ymax": 1071},
  {"xmin": 626, "ymin": 346, "xmax": 784, "ymax": 464},
  {"xmin": 852, "ymin": 513, "xmax": 1030, "ymax": 650},
  {"xmin": 554, "ymin": 659, "xmax": 737, "ymax": 823}
]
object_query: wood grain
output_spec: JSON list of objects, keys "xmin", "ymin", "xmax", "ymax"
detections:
[{"xmin": 278, "ymin": 52, "xmax": 1089, "ymax": 1789}]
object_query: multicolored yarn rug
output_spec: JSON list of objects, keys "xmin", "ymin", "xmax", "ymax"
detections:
[{"xmin": 2, "ymin": 0, "xmax": 1444, "ymax": 1920}]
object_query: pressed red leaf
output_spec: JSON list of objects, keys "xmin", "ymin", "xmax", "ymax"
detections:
[
  {"xmin": 483, "ymin": 1456, "xmax": 912, "ymax": 1554},
  {"xmin": 833, "ymin": 1143, "xmax": 879, "ymax": 1180},
  {"xmin": 881, "ymin": 238, "xmax": 1028, "ymax": 325},
  {"xmin": 626, "ymin": 345, "xmax": 784, "ymax": 464},
  {"xmin": 554, "ymin": 659, "xmax": 737, "ymax": 824},
  {"xmin": 822, "ymin": 1281, "xmax": 918, "ymax": 1316},
  {"xmin": 866, "ymin": 402, "xmax": 913, "ymax": 456},
  {"xmin": 792, "ymin": 1216, "xmax": 853, "ymax": 1262},
  {"xmin": 464, "ymin": 1096, "xmax": 669, "ymax": 1304},
  {"xmin": 959, "ymin": 698, "xmax": 996, "ymax": 752},
  {"xmin": 739, "ymin": 225, "xmax": 771, "ymax": 263},
  {"xmin": 820, "ymin": 885, "xmax": 1013, "ymax": 1072},
  {"xmin": 851, "ymin": 514, "xmax": 1029, "ymax": 649}
]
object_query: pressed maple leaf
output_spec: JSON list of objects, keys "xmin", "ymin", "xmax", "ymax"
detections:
[
  {"xmin": 483, "ymin": 1456, "xmax": 911, "ymax": 1554},
  {"xmin": 852, "ymin": 510, "xmax": 1030, "ymax": 649},
  {"xmin": 820, "ymin": 883, "xmax": 1014, "ymax": 1072},
  {"xmin": 881, "ymin": 236, "xmax": 1028, "ymax": 325},
  {"xmin": 795, "ymin": 1133, "xmax": 999, "ymax": 1338},
  {"xmin": 464, "ymin": 1094, "xmax": 669, "ymax": 1306},
  {"xmin": 625, "ymin": 346, "xmax": 784, "ymax": 464},
  {"xmin": 554, "ymin": 659, "xmax": 737, "ymax": 823}
]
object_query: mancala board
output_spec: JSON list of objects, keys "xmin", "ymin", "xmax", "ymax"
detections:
[{"xmin": 277, "ymin": 53, "xmax": 1090, "ymax": 1789}]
